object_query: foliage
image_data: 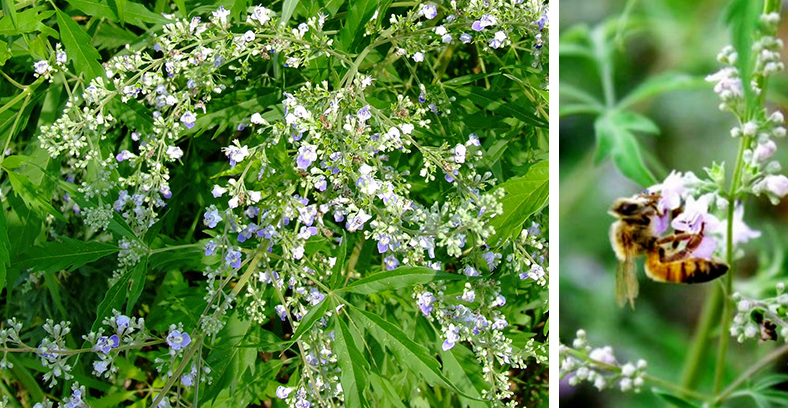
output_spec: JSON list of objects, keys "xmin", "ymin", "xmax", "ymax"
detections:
[{"xmin": 0, "ymin": 0, "xmax": 549, "ymax": 407}]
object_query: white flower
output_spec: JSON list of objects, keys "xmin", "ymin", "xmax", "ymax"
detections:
[
  {"xmin": 755, "ymin": 140, "xmax": 777, "ymax": 161},
  {"xmin": 211, "ymin": 185, "xmax": 226, "ymax": 198},
  {"xmin": 453, "ymin": 144, "xmax": 467, "ymax": 163},
  {"xmin": 212, "ymin": 6, "xmax": 231, "ymax": 25},
  {"xmin": 401, "ymin": 123, "xmax": 414, "ymax": 134},
  {"xmin": 762, "ymin": 174, "xmax": 788, "ymax": 197},
  {"xmin": 421, "ymin": 4, "xmax": 438, "ymax": 19},
  {"xmin": 250, "ymin": 112, "xmax": 266, "ymax": 125},
  {"xmin": 249, "ymin": 6, "xmax": 273, "ymax": 25},
  {"xmin": 33, "ymin": 60, "xmax": 51, "ymax": 76},
  {"xmin": 413, "ymin": 52, "xmax": 425, "ymax": 62},
  {"xmin": 166, "ymin": 146, "xmax": 183, "ymax": 160}
]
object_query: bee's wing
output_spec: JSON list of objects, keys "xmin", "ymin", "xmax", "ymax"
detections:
[{"xmin": 615, "ymin": 258, "xmax": 639, "ymax": 309}]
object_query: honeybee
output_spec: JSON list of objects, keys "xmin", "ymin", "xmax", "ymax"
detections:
[{"xmin": 608, "ymin": 193, "xmax": 729, "ymax": 308}]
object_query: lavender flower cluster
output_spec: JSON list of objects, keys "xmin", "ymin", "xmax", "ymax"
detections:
[{"xmin": 18, "ymin": 1, "xmax": 549, "ymax": 407}]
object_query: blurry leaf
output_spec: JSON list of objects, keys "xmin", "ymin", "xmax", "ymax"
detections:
[
  {"xmin": 488, "ymin": 160, "xmax": 548, "ymax": 245},
  {"xmin": 13, "ymin": 237, "xmax": 118, "ymax": 275},
  {"xmin": 0, "ymin": 209, "xmax": 7, "ymax": 291},
  {"xmin": 560, "ymin": 82, "xmax": 603, "ymax": 107},
  {"xmin": 611, "ymin": 110, "xmax": 659, "ymax": 134},
  {"xmin": 618, "ymin": 73, "xmax": 708, "ymax": 109},
  {"xmin": 6, "ymin": 355, "xmax": 44, "ymax": 403},
  {"xmin": 339, "ymin": 266, "xmax": 463, "ymax": 295},
  {"xmin": 725, "ymin": 0, "xmax": 760, "ymax": 109},
  {"xmin": 68, "ymin": 0, "xmax": 169, "ymax": 27},
  {"xmin": 443, "ymin": 73, "xmax": 498, "ymax": 87},
  {"xmin": 350, "ymin": 305, "xmax": 481, "ymax": 401},
  {"xmin": 334, "ymin": 315, "xmax": 370, "ymax": 408},
  {"xmin": 56, "ymin": 7, "xmax": 104, "ymax": 81},
  {"xmin": 594, "ymin": 111, "xmax": 656, "ymax": 186},
  {"xmin": 559, "ymin": 103, "xmax": 604, "ymax": 117},
  {"xmin": 652, "ymin": 389, "xmax": 700, "ymax": 408},
  {"xmin": 109, "ymin": 99, "xmax": 154, "ymax": 134}
]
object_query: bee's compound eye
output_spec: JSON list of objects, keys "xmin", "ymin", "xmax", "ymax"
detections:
[{"xmin": 620, "ymin": 203, "xmax": 638, "ymax": 214}]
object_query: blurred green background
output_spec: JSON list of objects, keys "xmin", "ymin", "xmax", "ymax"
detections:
[{"xmin": 560, "ymin": 0, "xmax": 788, "ymax": 407}]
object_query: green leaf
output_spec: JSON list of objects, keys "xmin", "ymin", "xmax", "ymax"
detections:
[
  {"xmin": 449, "ymin": 86, "xmax": 547, "ymax": 127},
  {"xmin": 488, "ymin": 160, "xmax": 548, "ymax": 245},
  {"xmin": 334, "ymin": 315, "xmax": 369, "ymax": 408},
  {"xmin": 12, "ymin": 237, "xmax": 118, "ymax": 274},
  {"xmin": 440, "ymin": 345, "xmax": 489, "ymax": 408},
  {"xmin": 339, "ymin": 266, "xmax": 463, "ymax": 295},
  {"xmin": 1, "ymin": 0, "xmax": 18, "ymax": 31},
  {"xmin": 349, "ymin": 305, "xmax": 481, "ymax": 401},
  {"xmin": 114, "ymin": 0, "xmax": 127, "ymax": 25},
  {"xmin": 369, "ymin": 372, "xmax": 408, "ymax": 408},
  {"xmin": 610, "ymin": 110, "xmax": 659, "ymax": 134},
  {"xmin": 0, "ymin": 208, "xmax": 9, "ymax": 291},
  {"xmin": 725, "ymin": 0, "xmax": 760, "ymax": 110},
  {"xmin": 67, "ymin": 0, "xmax": 169, "ymax": 28},
  {"xmin": 618, "ymin": 73, "xmax": 708, "ymax": 109},
  {"xmin": 0, "ymin": 7, "xmax": 55, "ymax": 36},
  {"xmin": 56, "ymin": 7, "xmax": 105, "ymax": 81},
  {"xmin": 125, "ymin": 258, "xmax": 149, "ymax": 315},
  {"xmin": 280, "ymin": 0, "xmax": 299, "ymax": 25},
  {"xmin": 652, "ymin": 389, "xmax": 700, "ymax": 408},
  {"xmin": 339, "ymin": 0, "xmax": 377, "ymax": 52},
  {"xmin": 201, "ymin": 309, "xmax": 255, "ymax": 404},
  {"xmin": 289, "ymin": 297, "xmax": 329, "ymax": 344},
  {"xmin": 4, "ymin": 170, "xmax": 66, "ymax": 222},
  {"xmin": 594, "ymin": 111, "xmax": 656, "ymax": 186},
  {"xmin": 91, "ymin": 266, "xmax": 133, "ymax": 331}
]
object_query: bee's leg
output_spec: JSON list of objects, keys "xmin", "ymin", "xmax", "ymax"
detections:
[
  {"xmin": 658, "ymin": 234, "xmax": 705, "ymax": 263},
  {"xmin": 656, "ymin": 232, "xmax": 695, "ymax": 245}
]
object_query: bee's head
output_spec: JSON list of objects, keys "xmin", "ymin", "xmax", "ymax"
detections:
[{"xmin": 609, "ymin": 195, "xmax": 657, "ymax": 218}]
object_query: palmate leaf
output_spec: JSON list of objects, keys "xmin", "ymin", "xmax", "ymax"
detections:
[
  {"xmin": 338, "ymin": 266, "xmax": 463, "ymax": 295},
  {"xmin": 334, "ymin": 315, "xmax": 370, "ymax": 408},
  {"xmin": 349, "ymin": 305, "xmax": 482, "ymax": 401},
  {"xmin": 652, "ymin": 389, "xmax": 700, "ymax": 408},
  {"xmin": 488, "ymin": 160, "xmax": 548, "ymax": 245}
]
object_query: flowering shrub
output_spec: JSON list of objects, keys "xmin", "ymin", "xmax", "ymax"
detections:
[
  {"xmin": 560, "ymin": 0, "xmax": 788, "ymax": 407},
  {"xmin": 0, "ymin": 0, "xmax": 548, "ymax": 407}
]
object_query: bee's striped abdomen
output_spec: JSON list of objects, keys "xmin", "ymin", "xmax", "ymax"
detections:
[{"xmin": 645, "ymin": 252, "xmax": 728, "ymax": 284}]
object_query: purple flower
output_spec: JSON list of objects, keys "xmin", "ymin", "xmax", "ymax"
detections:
[
  {"xmin": 212, "ymin": 6, "xmax": 230, "ymax": 25},
  {"xmin": 93, "ymin": 360, "xmax": 109, "ymax": 374},
  {"xmin": 489, "ymin": 31, "xmax": 507, "ymax": 49},
  {"xmin": 275, "ymin": 305, "xmax": 287, "ymax": 321},
  {"xmin": 417, "ymin": 291, "xmax": 436, "ymax": 316},
  {"xmin": 222, "ymin": 144, "xmax": 250, "ymax": 167},
  {"xmin": 472, "ymin": 14, "xmax": 496, "ymax": 31},
  {"xmin": 166, "ymin": 330, "xmax": 191, "ymax": 351},
  {"xmin": 116, "ymin": 150, "xmax": 132, "ymax": 162},
  {"xmin": 180, "ymin": 112, "xmax": 197, "ymax": 129},
  {"xmin": 464, "ymin": 265, "xmax": 479, "ymax": 277},
  {"xmin": 384, "ymin": 255, "xmax": 400, "ymax": 270},
  {"xmin": 671, "ymin": 194, "xmax": 718, "ymax": 234},
  {"xmin": 357, "ymin": 106, "xmax": 371, "ymax": 122},
  {"xmin": 421, "ymin": 4, "xmax": 437, "ymax": 19},
  {"xmin": 460, "ymin": 33, "xmax": 472, "ymax": 44},
  {"xmin": 296, "ymin": 145, "xmax": 318, "ymax": 170},
  {"xmin": 95, "ymin": 334, "xmax": 120, "ymax": 354},
  {"xmin": 204, "ymin": 207, "xmax": 223, "ymax": 228},
  {"xmin": 442, "ymin": 324, "xmax": 460, "ymax": 351},
  {"xmin": 225, "ymin": 248, "xmax": 242, "ymax": 269},
  {"xmin": 537, "ymin": 12, "xmax": 548, "ymax": 30},
  {"xmin": 719, "ymin": 203, "xmax": 761, "ymax": 248},
  {"xmin": 116, "ymin": 315, "xmax": 130, "ymax": 329},
  {"xmin": 314, "ymin": 175, "xmax": 327, "ymax": 192},
  {"xmin": 345, "ymin": 209, "xmax": 372, "ymax": 232},
  {"xmin": 482, "ymin": 251, "xmax": 500, "ymax": 270},
  {"xmin": 377, "ymin": 234, "xmax": 390, "ymax": 253},
  {"xmin": 276, "ymin": 386, "xmax": 292, "ymax": 399},
  {"xmin": 520, "ymin": 264, "xmax": 545, "ymax": 281}
]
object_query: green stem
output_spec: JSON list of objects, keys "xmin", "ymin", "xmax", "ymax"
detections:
[
  {"xmin": 715, "ymin": 344, "xmax": 788, "ymax": 404},
  {"xmin": 680, "ymin": 285, "xmax": 721, "ymax": 388},
  {"xmin": 714, "ymin": 134, "xmax": 748, "ymax": 395}
]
